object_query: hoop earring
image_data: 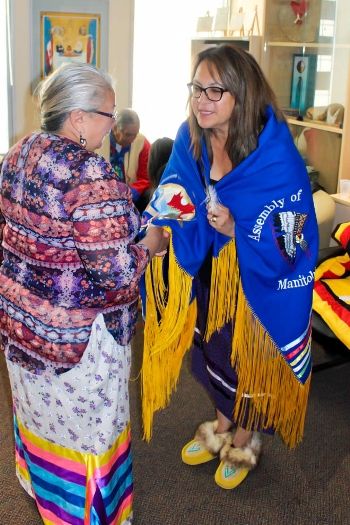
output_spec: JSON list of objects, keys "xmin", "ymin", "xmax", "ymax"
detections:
[{"xmin": 79, "ymin": 133, "xmax": 87, "ymax": 147}]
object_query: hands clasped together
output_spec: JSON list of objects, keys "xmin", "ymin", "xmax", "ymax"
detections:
[
  {"xmin": 140, "ymin": 201, "xmax": 235, "ymax": 259},
  {"xmin": 141, "ymin": 225, "xmax": 170, "ymax": 258}
]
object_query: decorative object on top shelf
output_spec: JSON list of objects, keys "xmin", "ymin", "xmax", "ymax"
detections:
[
  {"xmin": 228, "ymin": 5, "xmax": 260, "ymax": 36},
  {"xmin": 263, "ymin": 0, "xmax": 349, "ymax": 196},
  {"xmin": 290, "ymin": 54, "xmax": 317, "ymax": 116},
  {"xmin": 306, "ymin": 103, "xmax": 345, "ymax": 129},
  {"xmin": 213, "ymin": 6, "xmax": 230, "ymax": 35},
  {"xmin": 196, "ymin": 12, "xmax": 214, "ymax": 34},
  {"xmin": 196, "ymin": 2, "xmax": 260, "ymax": 38},
  {"xmin": 291, "ymin": 0, "xmax": 308, "ymax": 25},
  {"xmin": 244, "ymin": 5, "xmax": 261, "ymax": 36},
  {"xmin": 278, "ymin": 0, "xmax": 321, "ymax": 43},
  {"xmin": 228, "ymin": 7, "xmax": 244, "ymax": 37}
]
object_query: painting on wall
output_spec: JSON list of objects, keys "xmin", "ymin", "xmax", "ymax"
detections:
[
  {"xmin": 31, "ymin": 0, "xmax": 109, "ymax": 89},
  {"xmin": 41, "ymin": 12, "xmax": 100, "ymax": 77}
]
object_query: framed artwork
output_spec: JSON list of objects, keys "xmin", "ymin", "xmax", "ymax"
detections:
[
  {"xmin": 290, "ymin": 54, "xmax": 317, "ymax": 116},
  {"xmin": 41, "ymin": 12, "xmax": 101, "ymax": 77},
  {"xmin": 31, "ymin": 0, "xmax": 109, "ymax": 88}
]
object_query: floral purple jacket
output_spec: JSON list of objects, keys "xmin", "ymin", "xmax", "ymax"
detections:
[{"xmin": 0, "ymin": 132, "xmax": 149, "ymax": 373}]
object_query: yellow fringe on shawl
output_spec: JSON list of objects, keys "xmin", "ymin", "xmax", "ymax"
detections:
[
  {"xmin": 231, "ymin": 281, "xmax": 311, "ymax": 448},
  {"xmin": 141, "ymin": 230, "xmax": 197, "ymax": 442},
  {"xmin": 205, "ymin": 239, "xmax": 239, "ymax": 341},
  {"xmin": 142, "ymin": 234, "xmax": 310, "ymax": 448}
]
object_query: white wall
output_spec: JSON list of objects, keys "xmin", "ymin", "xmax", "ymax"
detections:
[
  {"xmin": 132, "ymin": 0, "xmax": 197, "ymax": 142},
  {"xmin": 108, "ymin": 0, "xmax": 134, "ymax": 109}
]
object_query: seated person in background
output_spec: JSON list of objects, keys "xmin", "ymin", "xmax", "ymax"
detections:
[
  {"xmin": 110, "ymin": 108, "xmax": 151, "ymax": 211},
  {"xmin": 148, "ymin": 137, "xmax": 174, "ymax": 191}
]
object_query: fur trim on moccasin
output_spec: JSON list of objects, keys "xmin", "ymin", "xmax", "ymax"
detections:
[
  {"xmin": 220, "ymin": 432, "xmax": 262, "ymax": 470},
  {"xmin": 194, "ymin": 420, "xmax": 231, "ymax": 455}
]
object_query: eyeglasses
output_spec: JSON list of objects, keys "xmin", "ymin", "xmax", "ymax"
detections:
[
  {"xmin": 89, "ymin": 110, "xmax": 117, "ymax": 120},
  {"xmin": 187, "ymin": 83, "xmax": 228, "ymax": 102}
]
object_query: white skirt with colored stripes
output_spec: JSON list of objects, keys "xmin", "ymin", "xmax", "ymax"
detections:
[{"xmin": 5, "ymin": 313, "xmax": 133, "ymax": 525}]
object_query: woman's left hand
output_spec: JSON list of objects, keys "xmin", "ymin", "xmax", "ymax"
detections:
[{"xmin": 207, "ymin": 203, "xmax": 235, "ymax": 238}]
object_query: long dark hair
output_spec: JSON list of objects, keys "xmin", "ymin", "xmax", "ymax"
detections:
[
  {"xmin": 188, "ymin": 44, "xmax": 284, "ymax": 166},
  {"xmin": 148, "ymin": 137, "xmax": 174, "ymax": 188}
]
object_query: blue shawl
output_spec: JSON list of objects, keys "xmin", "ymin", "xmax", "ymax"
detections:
[{"xmin": 141, "ymin": 107, "xmax": 319, "ymax": 447}]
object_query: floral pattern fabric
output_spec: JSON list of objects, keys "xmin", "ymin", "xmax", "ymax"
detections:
[
  {"xmin": 0, "ymin": 132, "xmax": 149, "ymax": 371},
  {"xmin": 7, "ymin": 314, "xmax": 134, "ymax": 524},
  {"xmin": 6, "ymin": 314, "xmax": 131, "ymax": 454}
]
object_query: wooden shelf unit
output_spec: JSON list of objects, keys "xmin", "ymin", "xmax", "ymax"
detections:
[
  {"xmin": 261, "ymin": 0, "xmax": 350, "ymax": 195},
  {"xmin": 191, "ymin": 1, "xmax": 350, "ymax": 198}
]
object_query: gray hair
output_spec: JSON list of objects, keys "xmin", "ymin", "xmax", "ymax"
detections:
[
  {"xmin": 35, "ymin": 63, "xmax": 115, "ymax": 133},
  {"xmin": 114, "ymin": 108, "xmax": 140, "ymax": 131}
]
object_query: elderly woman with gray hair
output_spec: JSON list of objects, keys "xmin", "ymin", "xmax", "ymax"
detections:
[{"xmin": 0, "ymin": 63, "xmax": 168, "ymax": 524}]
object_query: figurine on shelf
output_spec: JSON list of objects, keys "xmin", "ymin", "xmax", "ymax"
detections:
[
  {"xmin": 306, "ymin": 103, "xmax": 344, "ymax": 128},
  {"xmin": 291, "ymin": 0, "xmax": 308, "ymax": 25},
  {"xmin": 278, "ymin": 0, "xmax": 320, "ymax": 43}
]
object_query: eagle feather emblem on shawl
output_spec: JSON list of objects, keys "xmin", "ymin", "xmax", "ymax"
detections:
[{"xmin": 273, "ymin": 211, "xmax": 308, "ymax": 264}]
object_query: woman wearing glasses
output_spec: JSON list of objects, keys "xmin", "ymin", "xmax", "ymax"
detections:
[
  {"xmin": 141, "ymin": 45, "xmax": 318, "ymax": 490},
  {"xmin": 0, "ymin": 62, "xmax": 168, "ymax": 524}
]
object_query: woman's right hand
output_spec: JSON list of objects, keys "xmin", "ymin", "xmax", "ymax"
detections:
[{"xmin": 139, "ymin": 225, "xmax": 170, "ymax": 259}]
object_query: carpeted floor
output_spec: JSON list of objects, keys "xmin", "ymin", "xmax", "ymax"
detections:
[{"xmin": 1, "ymin": 327, "xmax": 350, "ymax": 525}]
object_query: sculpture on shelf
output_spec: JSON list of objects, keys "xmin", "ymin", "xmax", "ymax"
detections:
[
  {"xmin": 290, "ymin": 0, "xmax": 308, "ymax": 25},
  {"xmin": 278, "ymin": 0, "xmax": 320, "ymax": 43},
  {"xmin": 305, "ymin": 103, "xmax": 344, "ymax": 128}
]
